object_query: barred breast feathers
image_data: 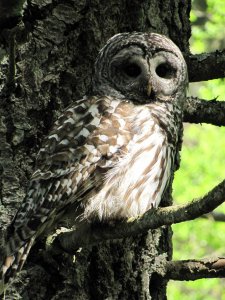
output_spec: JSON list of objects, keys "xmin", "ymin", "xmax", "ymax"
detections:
[{"xmin": 83, "ymin": 101, "xmax": 177, "ymax": 221}]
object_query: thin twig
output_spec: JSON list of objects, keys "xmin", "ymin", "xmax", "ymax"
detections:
[{"xmin": 201, "ymin": 211, "xmax": 225, "ymax": 222}]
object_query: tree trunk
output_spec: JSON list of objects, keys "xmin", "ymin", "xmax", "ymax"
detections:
[{"xmin": 0, "ymin": 0, "xmax": 191, "ymax": 299}]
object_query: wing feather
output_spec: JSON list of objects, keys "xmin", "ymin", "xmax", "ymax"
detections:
[{"xmin": 4, "ymin": 97, "xmax": 107, "ymax": 256}]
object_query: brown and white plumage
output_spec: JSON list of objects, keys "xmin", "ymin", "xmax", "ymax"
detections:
[{"xmin": 1, "ymin": 32, "xmax": 188, "ymax": 289}]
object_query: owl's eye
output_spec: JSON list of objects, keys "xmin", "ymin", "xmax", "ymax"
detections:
[
  {"xmin": 156, "ymin": 63, "xmax": 176, "ymax": 79},
  {"xmin": 123, "ymin": 63, "xmax": 142, "ymax": 78}
]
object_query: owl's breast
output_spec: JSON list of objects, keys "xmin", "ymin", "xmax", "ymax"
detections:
[{"xmin": 84, "ymin": 103, "xmax": 174, "ymax": 221}]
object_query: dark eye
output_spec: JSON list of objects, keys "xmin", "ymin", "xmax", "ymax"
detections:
[
  {"xmin": 123, "ymin": 63, "xmax": 142, "ymax": 78},
  {"xmin": 155, "ymin": 63, "xmax": 176, "ymax": 79}
]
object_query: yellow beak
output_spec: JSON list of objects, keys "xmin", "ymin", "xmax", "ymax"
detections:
[{"xmin": 147, "ymin": 83, "xmax": 152, "ymax": 97}]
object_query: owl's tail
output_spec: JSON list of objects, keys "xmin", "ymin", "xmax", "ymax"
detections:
[{"xmin": 0, "ymin": 237, "xmax": 35, "ymax": 295}]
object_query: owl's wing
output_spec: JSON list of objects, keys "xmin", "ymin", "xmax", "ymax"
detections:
[{"xmin": 1, "ymin": 96, "xmax": 117, "ymax": 283}]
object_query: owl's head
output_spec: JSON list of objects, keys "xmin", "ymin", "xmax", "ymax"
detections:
[{"xmin": 91, "ymin": 32, "xmax": 188, "ymax": 104}]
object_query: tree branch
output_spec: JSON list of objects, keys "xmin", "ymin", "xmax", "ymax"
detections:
[
  {"xmin": 184, "ymin": 97, "xmax": 225, "ymax": 126},
  {"xmin": 165, "ymin": 257, "xmax": 225, "ymax": 280},
  {"xmin": 52, "ymin": 179, "xmax": 225, "ymax": 253},
  {"xmin": 187, "ymin": 50, "xmax": 225, "ymax": 82},
  {"xmin": 201, "ymin": 211, "xmax": 225, "ymax": 222}
]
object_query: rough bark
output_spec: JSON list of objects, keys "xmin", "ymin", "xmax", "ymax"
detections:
[
  {"xmin": 184, "ymin": 97, "xmax": 225, "ymax": 126},
  {"xmin": 166, "ymin": 257, "xmax": 225, "ymax": 281},
  {"xmin": 0, "ymin": 0, "xmax": 206, "ymax": 299},
  {"xmin": 187, "ymin": 51, "xmax": 225, "ymax": 82}
]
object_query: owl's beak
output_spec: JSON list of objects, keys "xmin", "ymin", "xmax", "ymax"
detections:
[{"xmin": 147, "ymin": 83, "xmax": 152, "ymax": 97}]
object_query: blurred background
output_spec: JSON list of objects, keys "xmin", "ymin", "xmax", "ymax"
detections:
[{"xmin": 167, "ymin": 0, "xmax": 225, "ymax": 299}]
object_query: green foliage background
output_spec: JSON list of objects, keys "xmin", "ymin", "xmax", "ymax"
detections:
[{"xmin": 168, "ymin": 0, "xmax": 225, "ymax": 299}]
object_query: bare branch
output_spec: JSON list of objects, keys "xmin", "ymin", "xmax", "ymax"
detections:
[
  {"xmin": 184, "ymin": 97, "xmax": 225, "ymax": 126},
  {"xmin": 165, "ymin": 257, "xmax": 225, "ymax": 280},
  {"xmin": 52, "ymin": 179, "xmax": 225, "ymax": 253},
  {"xmin": 187, "ymin": 51, "xmax": 225, "ymax": 82},
  {"xmin": 201, "ymin": 211, "xmax": 225, "ymax": 222}
]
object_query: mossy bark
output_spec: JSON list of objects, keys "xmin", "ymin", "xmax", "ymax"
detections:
[{"xmin": 0, "ymin": 1, "xmax": 191, "ymax": 299}]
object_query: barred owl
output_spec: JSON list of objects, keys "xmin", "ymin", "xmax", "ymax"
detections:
[{"xmin": 1, "ymin": 32, "xmax": 187, "ymax": 287}]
